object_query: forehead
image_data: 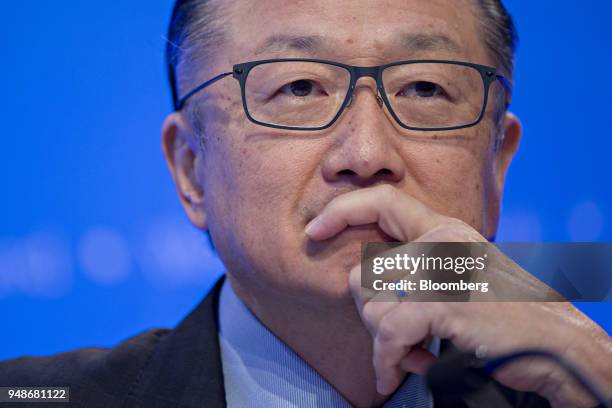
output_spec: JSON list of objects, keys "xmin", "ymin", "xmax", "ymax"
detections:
[{"xmin": 223, "ymin": 0, "xmax": 488, "ymax": 65}]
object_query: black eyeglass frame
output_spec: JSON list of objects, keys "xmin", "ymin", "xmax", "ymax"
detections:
[{"xmin": 175, "ymin": 58, "xmax": 512, "ymax": 132}]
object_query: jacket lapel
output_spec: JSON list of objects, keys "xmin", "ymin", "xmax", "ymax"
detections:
[
  {"xmin": 124, "ymin": 274, "xmax": 545, "ymax": 408},
  {"xmin": 126, "ymin": 275, "xmax": 227, "ymax": 408}
]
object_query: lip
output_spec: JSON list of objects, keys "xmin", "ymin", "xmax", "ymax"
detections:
[
  {"xmin": 307, "ymin": 223, "xmax": 397, "ymax": 243},
  {"xmin": 299, "ymin": 186, "xmax": 366, "ymax": 227},
  {"xmin": 337, "ymin": 225, "xmax": 397, "ymax": 241},
  {"xmin": 304, "ymin": 224, "xmax": 397, "ymax": 260}
]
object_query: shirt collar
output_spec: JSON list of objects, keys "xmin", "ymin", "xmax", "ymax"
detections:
[{"xmin": 218, "ymin": 277, "xmax": 438, "ymax": 407}]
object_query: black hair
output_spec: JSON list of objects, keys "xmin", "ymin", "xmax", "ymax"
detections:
[
  {"xmin": 166, "ymin": 0, "xmax": 518, "ymax": 109},
  {"xmin": 164, "ymin": 0, "xmax": 519, "ymax": 251}
]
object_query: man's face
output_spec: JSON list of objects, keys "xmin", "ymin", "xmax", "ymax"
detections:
[{"xmin": 165, "ymin": 0, "xmax": 519, "ymax": 307}]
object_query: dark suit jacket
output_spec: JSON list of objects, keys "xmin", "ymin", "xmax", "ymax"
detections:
[{"xmin": 0, "ymin": 275, "xmax": 550, "ymax": 407}]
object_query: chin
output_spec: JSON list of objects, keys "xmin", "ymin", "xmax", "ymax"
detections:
[{"xmin": 299, "ymin": 272, "xmax": 356, "ymax": 308}]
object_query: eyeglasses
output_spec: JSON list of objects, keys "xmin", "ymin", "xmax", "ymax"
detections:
[{"xmin": 175, "ymin": 58, "xmax": 512, "ymax": 132}]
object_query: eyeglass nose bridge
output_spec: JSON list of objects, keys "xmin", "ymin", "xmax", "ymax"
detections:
[{"xmin": 345, "ymin": 65, "xmax": 385, "ymax": 109}]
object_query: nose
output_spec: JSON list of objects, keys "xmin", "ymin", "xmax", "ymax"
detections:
[{"xmin": 320, "ymin": 77, "xmax": 406, "ymax": 186}]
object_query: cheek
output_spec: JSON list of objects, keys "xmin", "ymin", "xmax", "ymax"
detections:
[
  {"xmin": 403, "ymin": 134, "xmax": 494, "ymax": 229},
  {"xmin": 210, "ymin": 139, "xmax": 307, "ymax": 212},
  {"xmin": 201, "ymin": 119, "xmax": 317, "ymax": 268}
]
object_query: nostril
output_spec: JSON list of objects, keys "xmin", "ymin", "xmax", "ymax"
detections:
[
  {"xmin": 335, "ymin": 168, "xmax": 394, "ymax": 181},
  {"xmin": 337, "ymin": 169, "xmax": 356, "ymax": 177},
  {"xmin": 376, "ymin": 168, "xmax": 392, "ymax": 177}
]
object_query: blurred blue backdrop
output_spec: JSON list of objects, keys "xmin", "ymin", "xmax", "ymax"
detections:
[{"xmin": 0, "ymin": 1, "xmax": 610, "ymax": 360}]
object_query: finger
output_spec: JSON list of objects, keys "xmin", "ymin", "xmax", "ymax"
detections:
[
  {"xmin": 305, "ymin": 185, "xmax": 442, "ymax": 241},
  {"xmin": 399, "ymin": 347, "xmax": 437, "ymax": 375},
  {"xmin": 373, "ymin": 333, "xmax": 408, "ymax": 395},
  {"xmin": 372, "ymin": 303, "xmax": 435, "ymax": 394},
  {"xmin": 359, "ymin": 298, "xmax": 398, "ymax": 336},
  {"xmin": 349, "ymin": 263, "xmax": 377, "ymax": 305},
  {"xmin": 349, "ymin": 262, "xmax": 404, "ymax": 309}
]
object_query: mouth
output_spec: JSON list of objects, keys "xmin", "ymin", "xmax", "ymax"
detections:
[
  {"xmin": 299, "ymin": 186, "xmax": 363, "ymax": 228},
  {"xmin": 328, "ymin": 224, "xmax": 397, "ymax": 242},
  {"xmin": 305, "ymin": 223, "xmax": 397, "ymax": 259}
]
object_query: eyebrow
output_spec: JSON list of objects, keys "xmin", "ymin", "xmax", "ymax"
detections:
[
  {"xmin": 400, "ymin": 33, "xmax": 462, "ymax": 55},
  {"xmin": 253, "ymin": 32, "xmax": 462, "ymax": 57},
  {"xmin": 254, "ymin": 34, "xmax": 326, "ymax": 55}
]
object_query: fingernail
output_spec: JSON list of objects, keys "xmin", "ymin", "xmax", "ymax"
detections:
[{"xmin": 305, "ymin": 216, "xmax": 322, "ymax": 237}]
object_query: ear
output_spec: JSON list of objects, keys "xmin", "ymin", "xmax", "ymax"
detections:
[
  {"xmin": 161, "ymin": 112, "xmax": 207, "ymax": 229},
  {"xmin": 494, "ymin": 111, "xmax": 522, "ymax": 194}
]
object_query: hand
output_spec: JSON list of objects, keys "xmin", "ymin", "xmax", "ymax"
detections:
[{"xmin": 305, "ymin": 184, "xmax": 612, "ymax": 407}]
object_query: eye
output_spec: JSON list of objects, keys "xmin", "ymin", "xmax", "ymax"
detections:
[
  {"xmin": 399, "ymin": 81, "xmax": 447, "ymax": 98},
  {"xmin": 278, "ymin": 79, "xmax": 330, "ymax": 98},
  {"xmin": 285, "ymin": 79, "xmax": 313, "ymax": 96},
  {"xmin": 268, "ymin": 78, "xmax": 329, "ymax": 101}
]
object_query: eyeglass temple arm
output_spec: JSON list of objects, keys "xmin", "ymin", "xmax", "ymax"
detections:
[
  {"xmin": 175, "ymin": 71, "xmax": 233, "ymax": 111},
  {"xmin": 496, "ymin": 74, "xmax": 513, "ymax": 108}
]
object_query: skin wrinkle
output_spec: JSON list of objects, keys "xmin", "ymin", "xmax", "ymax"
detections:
[
  {"xmin": 226, "ymin": 0, "xmax": 486, "ymax": 343},
  {"xmin": 166, "ymin": 2, "xmax": 612, "ymax": 407},
  {"xmin": 163, "ymin": 0, "xmax": 527, "ymax": 406}
]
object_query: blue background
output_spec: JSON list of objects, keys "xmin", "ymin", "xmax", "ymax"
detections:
[{"xmin": 0, "ymin": 1, "xmax": 610, "ymax": 360}]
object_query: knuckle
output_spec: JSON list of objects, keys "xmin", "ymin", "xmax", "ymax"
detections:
[
  {"xmin": 377, "ymin": 314, "xmax": 397, "ymax": 342},
  {"xmin": 361, "ymin": 302, "xmax": 377, "ymax": 321},
  {"xmin": 423, "ymin": 217, "xmax": 479, "ymax": 242},
  {"xmin": 444, "ymin": 217, "xmax": 470, "ymax": 230}
]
